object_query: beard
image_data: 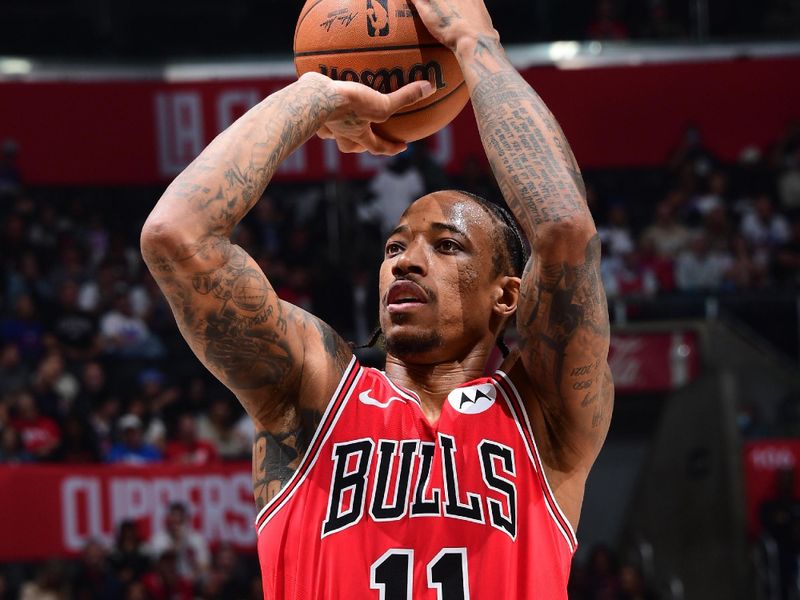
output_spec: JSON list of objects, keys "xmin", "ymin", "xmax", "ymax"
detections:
[{"xmin": 384, "ymin": 328, "xmax": 443, "ymax": 358}]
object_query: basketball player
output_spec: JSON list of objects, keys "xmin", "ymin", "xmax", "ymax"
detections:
[{"xmin": 141, "ymin": 0, "xmax": 612, "ymax": 596}]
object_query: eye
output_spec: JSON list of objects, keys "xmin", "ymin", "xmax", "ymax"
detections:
[
  {"xmin": 385, "ymin": 242, "xmax": 404, "ymax": 257},
  {"xmin": 436, "ymin": 239, "xmax": 462, "ymax": 254}
]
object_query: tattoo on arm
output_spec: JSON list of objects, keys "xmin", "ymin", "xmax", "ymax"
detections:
[
  {"xmin": 518, "ymin": 235, "xmax": 612, "ymax": 463},
  {"xmin": 252, "ymin": 409, "xmax": 322, "ymax": 509},
  {"xmin": 461, "ymin": 35, "xmax": 590, "ymax": 239}
]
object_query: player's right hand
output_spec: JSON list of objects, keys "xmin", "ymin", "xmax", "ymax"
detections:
[
  {"xmin": 407, "ymin": 0, "xmax": 498, "ymax": 53},
  {"xmin": 308, "ymin": 73, "xmax": 435, "ymax": 156}
]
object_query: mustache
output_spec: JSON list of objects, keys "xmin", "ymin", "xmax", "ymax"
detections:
[{"xmin": 383, "ymin": 275, "xmax": 437, "ymax": 305}]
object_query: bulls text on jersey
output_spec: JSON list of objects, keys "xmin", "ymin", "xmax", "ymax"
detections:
[{"xmin": 321, "ymin": 433, "xmax": 518, "ymax": 540}]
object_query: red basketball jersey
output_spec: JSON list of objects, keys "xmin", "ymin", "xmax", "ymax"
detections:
[{"xmin": 256, "ymin": 358, "xmax": 577, "ymax": 599}]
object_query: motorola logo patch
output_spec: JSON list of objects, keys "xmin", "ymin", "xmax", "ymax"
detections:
[{"xmin": 447, "ymin": 382, "xmax": 496, "ymax": 415}]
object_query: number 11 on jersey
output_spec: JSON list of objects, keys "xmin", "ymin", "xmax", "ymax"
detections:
[{"xmin": 370, "ymin": 548, "xmax": 470, "ymax": 599}]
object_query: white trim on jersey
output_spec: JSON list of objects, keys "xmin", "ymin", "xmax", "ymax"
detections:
[
  {"xmin": 254, "ymin": 356, "xmax": 362, "ymax": 534},
  {"xmin": 495, "ymin": 370, "xmax": 579, "ymax": 553},
  {"xmin": 379, "ymin": 370, "xmax": 422, "ymax": 405}
]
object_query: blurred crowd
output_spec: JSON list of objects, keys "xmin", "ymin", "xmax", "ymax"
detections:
[
  {"xmin": 0, "ymin": 501, "xmax": 262, "ymax": 600},
  {"xmin": 1, "ymin": 118, "xmax": 799, "ymax": 598}
]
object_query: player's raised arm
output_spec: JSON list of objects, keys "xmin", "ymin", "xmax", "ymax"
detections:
[
  {"xmin": 140, "ymin": 73, "xmax": 434, "ymax": 503},
  {"xmin": 409, "ymin": 0, "xmax": 613, "ymax": 474}
]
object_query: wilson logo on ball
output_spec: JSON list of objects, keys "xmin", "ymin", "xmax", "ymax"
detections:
[
  {"xmin": 366, "ymin": 0, "xmax": 390, "ymax": 37},
  {"xmin": 318, "ymin": 61, "xmax": 446, "ymax": 93}
]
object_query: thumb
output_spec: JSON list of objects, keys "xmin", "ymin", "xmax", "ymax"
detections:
[{"xmin": 385, "ymin": 80, "xmax": 435, "ymax": 114}]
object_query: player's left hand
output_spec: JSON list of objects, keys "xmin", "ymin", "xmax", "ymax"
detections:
[{"xmin": 316, "ymin": 77, "xmax": 434, "ymax": 156}]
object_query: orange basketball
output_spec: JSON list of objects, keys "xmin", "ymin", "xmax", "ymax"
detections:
[{"xmin": 294, "ymin": 0, "xmax": 469, "ymax": 143}]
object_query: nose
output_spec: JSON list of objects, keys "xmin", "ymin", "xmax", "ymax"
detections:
[{"xmin": 391, "ymin": 239, "xmax": 428, "ymax": 278}]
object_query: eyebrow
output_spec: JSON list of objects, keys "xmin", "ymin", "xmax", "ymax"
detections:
[
  {"xmin": 430, "ymin": 222, "xmax": 468, "ymax": 238},
  {"xmin": 389, "ymin": 222, "xmax": 469, "ymax": 239}
]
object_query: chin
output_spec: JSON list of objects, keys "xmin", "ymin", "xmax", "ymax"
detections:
[{"xmin": 384, "ymin": 328, "xmax": 444, "ymax": 360}]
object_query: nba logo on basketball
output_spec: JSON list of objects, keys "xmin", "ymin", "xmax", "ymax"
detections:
[{"xmin": 366, "ymin": 0, "xmax": 390, "ymax": 37}]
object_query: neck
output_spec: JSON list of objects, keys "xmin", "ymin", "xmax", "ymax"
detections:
[{"xmin": 384, "ymin": 344, "xmax": 494, "ymax": 422}]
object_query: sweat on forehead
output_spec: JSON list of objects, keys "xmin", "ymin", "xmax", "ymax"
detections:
[{"xmin": 403, "ymin": 191, "xmax": 499, "ymax": 227}]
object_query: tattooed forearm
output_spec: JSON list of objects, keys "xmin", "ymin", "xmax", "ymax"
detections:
[
  {"xmin": 252, "ymin": 409, "xmax": 322, "ymax": 509},
  {"xmin": 457, "ymin": 35, "xmax": 590, "ymax": 239},
  {"xmin": 147, "ymin": 74, "xmax": 342, "ymax": 243}
]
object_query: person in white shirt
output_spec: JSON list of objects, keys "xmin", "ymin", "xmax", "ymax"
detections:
[{"xmin": 147, "ymin": 502, "xmax": 210, "ymax": 584}]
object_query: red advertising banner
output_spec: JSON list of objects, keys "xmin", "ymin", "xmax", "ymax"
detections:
[
  {"xmin": 742, "ymin": 440, "xmax": 800, "ymax": 538},
  {"xmin": 1, "ymin": 57, "xmax": 798, "ymax": 185},
  {"xmin": 607, "ymin": 331, "xmax": 700, "ymax": 394},
  {"xmin": 0, "ymin": 463, "xmax": 255, "ymax": 561}
]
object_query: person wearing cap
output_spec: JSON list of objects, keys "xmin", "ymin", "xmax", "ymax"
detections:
[{"xmin": 106, "ymin": 413, "xmax": 162, "ymax": 464}]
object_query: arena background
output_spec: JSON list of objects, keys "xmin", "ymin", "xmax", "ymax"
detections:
[{"xmin": 1, "ymin": 1, "xmax": 800, "ymax": 598}]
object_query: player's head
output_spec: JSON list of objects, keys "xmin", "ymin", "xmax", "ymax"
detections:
[{"xmin": 378, "ymin": 190, "xmax": 528, "ymax": 365}]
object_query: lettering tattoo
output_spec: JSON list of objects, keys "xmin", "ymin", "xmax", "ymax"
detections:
[{"xmin": 457, "ymin": 37, "xmax": 613, "ymax": 465}]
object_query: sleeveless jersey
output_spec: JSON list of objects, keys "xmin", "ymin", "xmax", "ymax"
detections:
[{"xmin": 256, "ymin": 357, "xmax": 577, "ymax": 599}]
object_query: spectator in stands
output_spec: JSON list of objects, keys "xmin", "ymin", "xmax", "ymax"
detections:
[
  {"xmin": 19, "ymin": 560, "xmax": 67, "ymax": 600},
  {"xmin": 692, "ymin": 170, "xmax": 730, "ymax": 218},
  {"xmin": 0, "ymin": 425, "xmax": 33, "ymax": 463},
  {"xmin": 0, "ymin": 294, "xmax": 44, "ymax": 361},
  {"xmin": 196, "ymin": 397, "xmax": 249, "ymax": 461},
  {"xmin": 110, "ymin": 521, "xmax": 151, "ymax": 586},
  {"xmin": 48, "ymin": 280, "xmax": 100, "ymax": 363},
  {"xmin": 741, "ymin": 193, "xmax": 791, "ymax": 276},
  {"xmin": 358, "ymin": 152, "xmax": 425, "ymax": 239},
  {"xmin": 106, "ymin": 414, "xmax": 162, "ymax": 464},
  {"xmin": 89, "ymin": 395, "xmax": 122, "ymax": 458},
  {"xmin": 759, "ymin": 466, "xmax": 800, "ymax": 600},
  {"xmin": 775, "ymin": 216, "xmax": 800, "ymax": 287},
  {"xmin": 702, "ymin": 205, "xmax": 734, "ymax": 254},
  {"xmin": 141, "ymin": 550, "xmax": 193, "ymax": 600},
  {"xmin": 165, "ymin": 413, "xmax": 219, "ymax": 465},
  {"xmin": 602, "ymin": 247, "xmax": 659, "ymax": 299},
  {"xmin": 640, "ymin": 199, "xmax": 691, "ymax": 259},
  {"xmin": 586, "ymin": 0, "xmax": 629, "ymax": 39},
  {"xmin": 5, "ymin": 253, "xmax": 53, "ymax": 311},
  {"xmin": 201, "ymin": 544, "xmax": 250, "ymax": 600},
  {"xmin": 0, "ymin": 342, "xmax": 28, "ymax": 394},
  {"xmin": 30, "ymin": 351, "xmax": 79, "ymax": 418},
  {"xmin": 56, "ymin": 411, "xmax": 101, "ymax": 463},
  {"xmin": 11, "ymin": 391, "xmax": 61, "ymax": 461},
  {"xmin": 147, "ymin": 502, "xmax": 210, "ymax": 584},
  {"xmin": 728, "ymin": 234, "xmax": 767, "ymax": 290},
  {"xmin": 100, "ymin": 291, "xmax": 165, "ymax": 359},
  {"xmin": 598, "ymin": 202, "xmax": 635, "ymax": 258},
  {"xmin": 72, "ymin": 539, "xmax": 122, "ymax": 600},
  {"xmin": 669, "ymin": 124, "xmax": 717, "ymax": 179},
  {"xmin": 674, "ymin": 233, "xmax": 734, "ymax": 292}
]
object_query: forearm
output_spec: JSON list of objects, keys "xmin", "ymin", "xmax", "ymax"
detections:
[
  {"xmin": 455, "ymin": 35, "xmax": 593, "ymax": 244},
  {"xmin": 143, "ymin": 73, "xmax": 341, "ymax": 244}
]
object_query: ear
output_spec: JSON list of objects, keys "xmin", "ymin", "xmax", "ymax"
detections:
[{"xmin": 493, "ymin": 276, "xmax": 520, "ymax": 318}]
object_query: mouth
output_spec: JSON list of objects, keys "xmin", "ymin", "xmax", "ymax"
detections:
[{"xmin": 386, "ymin": 280, "xmax": 430, "ymax": 313}]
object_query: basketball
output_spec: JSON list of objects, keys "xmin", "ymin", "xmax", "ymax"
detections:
[{"xmin": 294, "ymin": 0, "xmax": 469, "ymax": 143}]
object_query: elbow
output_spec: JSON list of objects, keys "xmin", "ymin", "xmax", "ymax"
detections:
[
  {"xmin": 534, "ymin": 217, "xmax": 598, "ymax": 255},
  {"xmin": 140, "ymin": 218, "xmax": 187, "ymax": 271}
]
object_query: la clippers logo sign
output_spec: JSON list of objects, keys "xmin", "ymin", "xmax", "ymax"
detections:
[{"xmin": 366, "ymin": 0, "xmax": 390, "ymax": 36}]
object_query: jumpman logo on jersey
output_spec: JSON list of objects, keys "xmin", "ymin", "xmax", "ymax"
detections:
[{"xmin": 358, "ymin": 390, "xmax": 406, "ymax": 409}]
